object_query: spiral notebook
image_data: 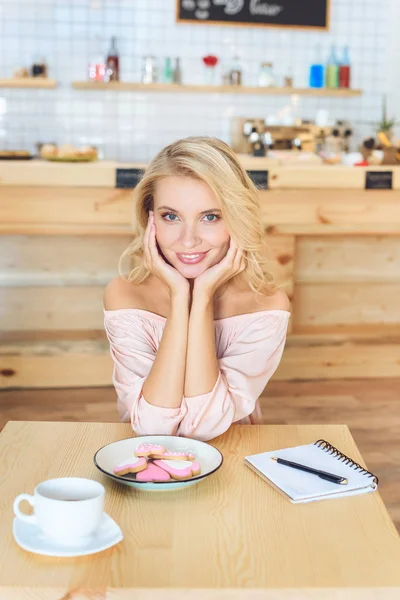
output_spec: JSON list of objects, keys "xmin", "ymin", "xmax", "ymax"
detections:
[{"xmin": 244, "ymin": 439, "xmax": 379, "ymax": 504}]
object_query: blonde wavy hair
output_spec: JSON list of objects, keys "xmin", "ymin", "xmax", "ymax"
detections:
[{"xmin": 119, "ymin": 136, "xmax": 278, "ymax": 297}]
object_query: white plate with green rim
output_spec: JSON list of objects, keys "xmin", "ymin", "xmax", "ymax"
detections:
[{"xmin": 94, "ymin": 435, "xmax": 223, "ymax": 491}]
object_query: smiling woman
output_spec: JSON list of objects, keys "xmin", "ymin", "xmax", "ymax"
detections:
[
  {"xmin": 118, "ymin": 136, "xmax": 277, "ymax": 297},
  {"xmin": 153, "ymin": 176, "xmax": 230, "ymax": 273},
  {"xmin": 103, "ymin": 136, "xmax": 291, "ymax": 441}
]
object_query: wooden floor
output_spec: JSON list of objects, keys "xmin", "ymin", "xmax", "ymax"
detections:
[{"xmin": 1, "ymin": 378, "xmax": 399, "ymax": 534}]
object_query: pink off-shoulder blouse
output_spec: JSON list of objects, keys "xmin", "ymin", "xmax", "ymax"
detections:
[{"xmin": 104, "ymin": 307, "xmax": 291, "ymax": 442}]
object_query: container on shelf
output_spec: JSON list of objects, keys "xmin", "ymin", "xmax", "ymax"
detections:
[
  {"xmin": 142, "ymin": 56, "xmax": 157, "ymax": 84},
  {"xmin": 309, "ymin": 45, "xmax": 324, "ymax": 89},
  {"xmin": 258, "ymin": 63, "xmax": 275, "ymax": 87},
  {"xmin": 339, "ymin": 46, "xmax": 351, "ymax": 89},
  {"xmin": 106, "ymin": 36, "xmax": 119, "ymax": 82},
  {"xmin": 326, "ymin": 45, "xmax": 339, "ymax": 89}
]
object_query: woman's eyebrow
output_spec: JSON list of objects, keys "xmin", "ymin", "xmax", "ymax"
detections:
[{"xmin": 157, "ymin": 206, "xmax": 222, "ymax": 215}]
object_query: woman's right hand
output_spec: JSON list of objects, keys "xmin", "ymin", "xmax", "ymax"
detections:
[{"xmin": 143, "ymin": 211, "xmax": 190, "ymax": 298}]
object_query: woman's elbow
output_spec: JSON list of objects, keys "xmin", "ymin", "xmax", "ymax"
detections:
[{"xmin": 178, "ymin": 399, "xmax": 236, "ymax": 441}]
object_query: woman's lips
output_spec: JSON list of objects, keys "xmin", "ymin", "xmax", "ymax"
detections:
[{"xmin": 176, "ymin": 251, "xmax": 208, "ymax": 265}]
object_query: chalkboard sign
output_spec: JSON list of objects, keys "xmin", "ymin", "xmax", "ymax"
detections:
[
  {"xmin": 116, "ymin": 168, "xmax": 144, "ymax": 189},
  {"xmin": 247, "ymin": 170, "xmax": 268, "ymax": 190},
  {"xmin": 365, "ymin": 171, "xmax": 393, "ymax": 190},
  {"xmin": 176, "ymin": 0, "xmax": 329, "ymax": 30}
]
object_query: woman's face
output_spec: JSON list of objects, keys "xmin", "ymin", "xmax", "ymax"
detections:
[{"xmin": 152, "ymin": 175, "xmax": 231, "ymax": 278}]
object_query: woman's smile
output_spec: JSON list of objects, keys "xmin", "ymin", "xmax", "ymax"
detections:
[{"xmin": 176, "ymin": 251, "xmax": 209, "ymax": 264}]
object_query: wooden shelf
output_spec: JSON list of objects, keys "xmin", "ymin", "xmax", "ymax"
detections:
[
  {"xmin": 72, "ymin": 81, "xmax": 362, "ymax": 97},
  {"xmin": 0, "ymin": 78, "xmax": 57, "ymax": 89}
]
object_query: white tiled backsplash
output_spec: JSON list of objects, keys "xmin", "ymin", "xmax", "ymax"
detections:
[{"xmin": 0, "ymin": 0, "xmax": 391, "ymax": 161}]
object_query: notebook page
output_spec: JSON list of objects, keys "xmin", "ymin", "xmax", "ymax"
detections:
[{"xmin": 245, "ymin": 443, "xmax": 377, "ymax": 501}]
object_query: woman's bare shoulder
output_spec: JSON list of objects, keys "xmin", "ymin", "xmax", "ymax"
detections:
[
  {"xmin": 254, "ymin": 289, "xmax": 291, "ymax": 313},
  {"xmin": 103, "ymin": 276, "xmax": 145, "ymax": 311}
]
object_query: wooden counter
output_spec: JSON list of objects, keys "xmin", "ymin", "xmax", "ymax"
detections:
[
  {"xmin": 1, "ymin": 157, "xmax": 399, "ymax": 190},
  {"xmin": 1, "ymin": 157, "xmax": 400, "ymax": 388}
]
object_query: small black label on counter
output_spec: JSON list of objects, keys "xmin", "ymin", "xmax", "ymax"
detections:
[
  {"xmin": 116, "ymin": 168, "xmax": 144, "ymax": 189},
  {"xmin": 247, "ymin": 170, "xmax": 269, "ymax": 190},
  {"xmin": 365, "ymin": 171, "xmax": 393, "ymax": 190}
]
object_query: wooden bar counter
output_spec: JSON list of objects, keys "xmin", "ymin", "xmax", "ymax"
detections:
[{"xmin": 1, "ymin": 156, "xmax": 400, "ymax": 388}]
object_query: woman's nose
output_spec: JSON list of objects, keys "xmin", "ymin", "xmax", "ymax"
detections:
[{"xmin": 178, "ymin": 224, "xmax": 202, "ymax": 248}]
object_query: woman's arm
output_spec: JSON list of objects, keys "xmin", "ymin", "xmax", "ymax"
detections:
[
  {"xmin": 184, "ymin": 291, "xmax": 218, "ymax": 398},
  {"xmin": 142, "ymin": 291, "xmax": 190, "ymax": 408},
  {"xmin": 104, "ymin": 278, "xmax": 190, "ymax": 434},
  {"xmin": 184, "ymin": 238, "xmax": 244, "ymax": 398},
  {"xmin": 139, "ymin": 210, "xmax": 192, "ymax": 409},
  {"xmin": 181, "ymin": 309, "xmax": 290, "ymax": 440}
]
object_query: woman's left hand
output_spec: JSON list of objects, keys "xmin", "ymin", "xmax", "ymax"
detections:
[{"xmin": 193, "ymin": 238, "xmax": 246, "ymax": 301}]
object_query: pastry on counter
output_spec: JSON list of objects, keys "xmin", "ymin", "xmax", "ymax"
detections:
[
  {"xmin": 40, "ymin": 143, "xmax": 98, "ymax": 162},
  {"xmin": 0, "ymin": 149, "xmax": 33, "ymax": 160},
  {"xmin": 0, "ymin": 150, "xmax": 31, "ymax": 157},
  {"xmin": 40, "ymin": 144, "xmax": 57, "ymax": 157}
]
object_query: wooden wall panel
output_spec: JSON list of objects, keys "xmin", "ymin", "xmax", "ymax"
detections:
[
  {"xmin": 296, "ymin": 237, "xmax": 400, "ymax": 283},
  {"xmin": 293, "ymin": 283, "xmax": 400, "ymax": 327},
  {"xmin": 0, "ymin": 235, "xmax": 131, "ymax": 286},
  {"xmin": 0, "ymin": 287, "xmax": 105, "ymax": 331},
  {"xmin": 259, "ymin": 189, "xmax": 400, "ymax": 234},
  {"xmin": 3, "ymin": 187, "xmax": 400, "ymax": 236},
  {"xmin": 265, "ymin": 235, "xmax": 295, "ymax": 297},
  {"xmin": 0, "ymin": 187, "xmax": 133, "ymax": 228}
]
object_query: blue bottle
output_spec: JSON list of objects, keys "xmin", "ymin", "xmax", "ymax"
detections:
[{"xmin": 309, "ymin": 45, "xmax": 324, "ymax": 88}]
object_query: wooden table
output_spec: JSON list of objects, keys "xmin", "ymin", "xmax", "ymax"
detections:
[{"xmin": 0, "ymin": 422, "xmax": 399, "ymax": 599}]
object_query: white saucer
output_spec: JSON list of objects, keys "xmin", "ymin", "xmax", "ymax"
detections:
[{"xmin": 13, "ymin": 512, "xmax": 123, "ymax": 557}]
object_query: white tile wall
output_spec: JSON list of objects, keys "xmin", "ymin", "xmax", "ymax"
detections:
[{"xmin": 0, "ymin": 0, "xmax": 392, "ymax": 161}]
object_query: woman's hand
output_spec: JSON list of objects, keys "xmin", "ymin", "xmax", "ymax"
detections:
[
  {"xmin": 193, "ymin": 238, "xmax": 245, "ymax": 302},
  {"xmin": 143, "ymin": 211, "xmax": 190, "ymax": 298}
]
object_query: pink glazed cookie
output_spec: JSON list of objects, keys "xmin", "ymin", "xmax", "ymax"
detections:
[
  {"xmin": 113, "ymin": 456, "xmax": 147, "ymax": 476},
  {"xmin": 154, "ymin": 459, "xmax": 201, "ymax": 481},
  {"xmin": 134, "ymin": 443, "xmax": 166, "ymax": 458},
  {"xmin": 150, "ymin": 450, "xmax": 196, "ymax": 461},
  {"xmin": 136, "ymin": 462, "xmax": 171, "ymax": 482}
]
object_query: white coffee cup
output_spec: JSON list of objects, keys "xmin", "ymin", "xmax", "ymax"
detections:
[{"xmin": 13, "ymin": 477, "xmax": 105, "ymax": 546}]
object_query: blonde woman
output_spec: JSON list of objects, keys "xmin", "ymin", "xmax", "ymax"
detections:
[{"xmin": 104, "ymin": 136, "xmax": 291, "ymax": 441}]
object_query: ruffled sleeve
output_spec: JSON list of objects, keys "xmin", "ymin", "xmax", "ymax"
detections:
[
  {"xmin": 104, "ymin": 310, "xmax": 186, "ymax": 436},
  {"xmin": 178, "ymin": 311, "xmax": 290, "ymax": 441}
]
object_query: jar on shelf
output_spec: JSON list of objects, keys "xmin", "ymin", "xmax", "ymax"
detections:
[
  {"xmin": 229, "ymin": 56, "xmax": 242, "ymax": 85},
  {"xmin": 142, "ymin": 56, "xmax": 157, "ymax": 84},
  {"xmin": 258, "ymin": 63, "xmax": 275, "ymax": 87}
]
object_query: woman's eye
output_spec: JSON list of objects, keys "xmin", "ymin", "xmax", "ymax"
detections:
[
  {"xmin": 203, "ymin": 214, "xmax": 219, "ymax": 222},
  {"xmin": 163, "ymin": 213, "xmax": 178, "ymax": 221},
  {"xmin": 161, "ymin": 213, "xmax": 220, "ymax": 223}
]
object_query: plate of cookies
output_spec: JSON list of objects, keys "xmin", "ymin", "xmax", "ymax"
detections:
[{"xmin": 94, "ymin": 435, "xmax": 223, "ymax": 491}]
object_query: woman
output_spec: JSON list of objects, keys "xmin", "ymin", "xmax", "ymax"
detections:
[{"xmin": 104, "ymin": 136, "xmax": 291, "ymax": 441}]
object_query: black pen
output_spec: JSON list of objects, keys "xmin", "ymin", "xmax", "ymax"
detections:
[{"xmin": 271, "ymin": 457, "xmax": 348, "ymax": 485}]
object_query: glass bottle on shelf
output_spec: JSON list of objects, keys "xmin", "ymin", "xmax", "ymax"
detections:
[
  {"xmin": 339, "ymin": 46, "xmax": 351, "ymax": 88},
  {"xmin": 173, "ymin": 58, "xmax": 182, "ymax": 84},
  {"xmin": 326, "ymin": 44, "xmax": 339, "ymax": 89},
  {"xmin": 309, "ymin": 44, "xmax": 324, "ymax": 88},
  {"xmin": 106, "ymin": 36, "xmax": 119, "ymax": 82},
  {"xmin": 162, "ymin": 57, "xmax": 174, "ymax": 83}
]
